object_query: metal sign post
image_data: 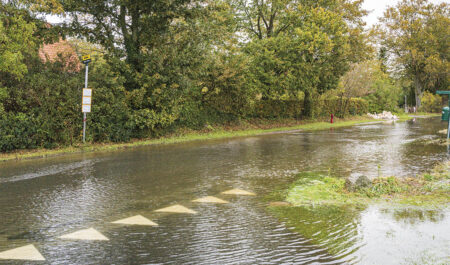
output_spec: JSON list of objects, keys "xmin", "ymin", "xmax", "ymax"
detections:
[{"xmin": 81, "ymin": 55, "xmax": 92, "ymax": 143}]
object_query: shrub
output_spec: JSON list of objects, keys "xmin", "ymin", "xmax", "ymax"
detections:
[
  {"xmin": 365, "ymin": 79, "xmax": 402, "ymax": 113},
  {"xmin": 318, "ymin": 97, "xmax": 368, "ymax": 117},
  {"xmin": 251, "ymin": 100, "xmax": 303, "ymax": 119},
  {"xmin": 419, "ymin": 91, "xmax": 442, "ymax": 113},
  {"xmin": 249, "ymin": 97, "xmax": 368, "ymax": 119}
]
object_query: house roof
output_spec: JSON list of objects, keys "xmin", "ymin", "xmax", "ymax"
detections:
[{"xmin": 39, "ymin": 39, "xmax": 81, "ymax": 72}]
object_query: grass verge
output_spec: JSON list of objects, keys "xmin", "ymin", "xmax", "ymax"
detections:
[{"xmin": 279, "ymin": 161, "xmax": 450, "ymax": 208}]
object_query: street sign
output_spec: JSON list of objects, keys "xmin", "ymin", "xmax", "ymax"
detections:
[
  {"xmin": 82, "ymin": 54, "xmax": 91, "ymax": 64},
  {"xmin": 82, "ymin": 88, "xmax": 92, "ymax": 113},
  {"xmin": 82, "ymin": 105, "xmax": 91, "ymax": 113},
  {"xmin": 82, "ymin": 88, "xmax": 92, "ymax": 97},
  {"xmin": 82, "ymin": 97, "xmax": 91, "ymax": 105}
]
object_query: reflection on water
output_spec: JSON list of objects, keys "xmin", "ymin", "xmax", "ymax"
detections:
[
  {"xmin": 269, "ymin": 205, "xmax": 364, "ymax": 264},
  {"xmin": 0, "ymin": 117, "xmax": 448, "ymax": 264},
  {"xmin": 271, "ymin": 205, "xmax": 449, "ymax": 265},
  {"xmin": 357, "ymin": 206, "xmax": 449, "ymax": 264}
]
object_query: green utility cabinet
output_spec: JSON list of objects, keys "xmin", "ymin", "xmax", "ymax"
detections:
[
  {"xmin": 442, "ymin": 107, "xmax": 450, "ymax": 121},
  {"xmin": 436, "ymin": 90, "xmax": 450, "ymax": 140}
]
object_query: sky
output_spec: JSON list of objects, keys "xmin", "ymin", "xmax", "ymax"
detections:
[
  {"xmin": 362, "ymin": 0, "xmax": 448, "ymax": 27},
  {"xmin": 47, "ymin": 0, "xmax": 449, "ymax": 26}
]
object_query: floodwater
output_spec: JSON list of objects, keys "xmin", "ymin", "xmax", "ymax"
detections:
[{"xmin": 0, "ymin": 117, "xmax": 448, "ymax": 264}]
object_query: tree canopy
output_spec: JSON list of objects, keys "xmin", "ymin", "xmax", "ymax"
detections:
[
  {"xmin": 0, "ymin": 0, "xmax": 448, "ymax": 151},
  {"xmin": 378, "ymin": 0, "xmax": 449, "ymax": 108}
]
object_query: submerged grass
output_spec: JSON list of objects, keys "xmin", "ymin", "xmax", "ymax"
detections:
[
  {"xmin": 0, "ymin": 116, "xmax": 378, "ymax": 162},
  {"xmin": 280, "ymin": 161, "xmax": 450, "ymax": 208},
  {"xmin": 267, "ymin": 161, "xmax": 449, "ymax": 259},
  {"xmin": 395, "ymin": 112, "xmax": 441, "ymax": 121}
]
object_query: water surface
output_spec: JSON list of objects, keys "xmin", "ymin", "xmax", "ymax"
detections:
[{"xmin": 0, "ymin": 117, "xmax": 448, "ymax": 264}]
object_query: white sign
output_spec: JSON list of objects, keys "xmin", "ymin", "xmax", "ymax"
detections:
[
  {"xmin": 82, "ymin": 89, "xmax": 92, "ymax": 97},
  {"xmin": 82, "ymin": 105, "xmax": 91, "ymax": 113},
  {"xmin": 82, "ymin": 97, "xmax": 92, "ymax": 105},
  {"xmin": 82, "ymin": 88, "xmax": 92, "ymax": 113}
]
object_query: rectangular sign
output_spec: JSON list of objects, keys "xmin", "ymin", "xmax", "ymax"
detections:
[
  {"xmin": 82, "ymin": 96, "xmax": 92, "ymax": 105},
  {"xmin": 82, "ymin": 88, "xmax": 92, "ymax": 97},
  {"xmin": 82, "ymin": 105, "xmax": 91, "ymax": 113},
  {"xmin": 82, "ymin": 54, "xmax": 91, "ymax": 64}
]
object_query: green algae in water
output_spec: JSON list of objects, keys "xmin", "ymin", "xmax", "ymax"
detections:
[{"xmin": 268, "ymin": 204, "xmax": 364, "ymax": 260}]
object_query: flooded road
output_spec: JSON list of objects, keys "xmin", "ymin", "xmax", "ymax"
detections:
[{"xmin": 0, "ymin": 117, "xmax": 448, "ymax": 264}]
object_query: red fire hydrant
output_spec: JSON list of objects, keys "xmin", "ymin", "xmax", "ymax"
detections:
[{"xmin": 330, "ymin": 114, "xmax": 334, "ymax": 124}]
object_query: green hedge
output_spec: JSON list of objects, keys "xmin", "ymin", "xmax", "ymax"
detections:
[
  {"xmin": 250, "ymin": 97, "xmax": 368, "ymax": 119},
  {"xmin": 318, "ymin": 97, "xmax": 368, "ymax": 117},
  {"xmin": 251, "ymin": 100, "xmax": 303, "ymax": 118},
  {"xmin": 419, "ymin": 91, "xmax": 443, "ymax": 113}
]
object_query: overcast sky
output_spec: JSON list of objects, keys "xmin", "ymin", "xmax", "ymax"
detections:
[
  {"xmin": 47, "ymin": 0, "xmax": 449, "ymax": 26},
  {"xmin": 362, "ymin": 0, "xmax": 448, "ymax": 26}
]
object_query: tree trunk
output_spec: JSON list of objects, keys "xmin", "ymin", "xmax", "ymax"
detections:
[
  {"xmin": 414, "ymin": 76, "xmax": 423, "ymax": 109},
  {"xmin": 303, "ymin": 90, "xmax": 312, "ymax": 118}
]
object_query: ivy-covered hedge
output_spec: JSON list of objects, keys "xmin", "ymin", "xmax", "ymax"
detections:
[
  {"xmin": 251, "ymin": 100, "xmax": 303, "ymax": 118},
  {"xmin": 318, "ymin": 97, "xmax": 368, "ymax": 117}
]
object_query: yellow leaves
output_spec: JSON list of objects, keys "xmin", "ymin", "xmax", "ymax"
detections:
[{"xmin": 22, "ymin": 0, "xmax": 64, "ymax": 14}]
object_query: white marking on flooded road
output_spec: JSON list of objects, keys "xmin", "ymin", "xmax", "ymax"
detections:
[
  {"xmin": 58, "ymin": 228, "xmax": 109, "ymax": 241},
  {"xmin": 154, "ymin": 204, "xmax": 197, "ymax": 214},
  {"xmin": 111, "ymin": 215, "xmax": 158, "ymax": 226},
  {"xmin": 221, "ymin": 188, "xmax": 256, "ymax": 196},
  {"xmin": 192, "ymin": 196, "xmax": 229, "ymax": 204},
  {"xmin": 0, "ymin": 244, "xmax": 45, "ymax": 261}
]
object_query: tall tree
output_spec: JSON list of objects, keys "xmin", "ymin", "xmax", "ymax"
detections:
[
  {"xmin": 60, "ymin": 0, "xmax": 199, "ymax": 88},
  {"xmin": 379, "ymin": 0, "xmax": 449, "ymax": 108},
  {"xmin": 231, "ymin": 0, "xmax": 370, "ymax": 117},
  {"xmin": 0, "ymin": 0, "xmax": 63, "ymax": 79},
  {"xmin": 0, "ymin": 8, "xmax": 37, "ymax": 79}
]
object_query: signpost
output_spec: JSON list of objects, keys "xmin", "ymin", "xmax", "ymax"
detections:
[
  {"xmin": 436, "ymin": 90, "xmax": 450, "ymax": 140},
  {"xmin": 82, "ymin": 55, "xmax": 92, "ymax": 143}
]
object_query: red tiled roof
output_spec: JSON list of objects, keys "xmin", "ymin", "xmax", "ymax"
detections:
[{"xmin": 39, "ymin": 39, "xmax": 81, "ymax": 72}]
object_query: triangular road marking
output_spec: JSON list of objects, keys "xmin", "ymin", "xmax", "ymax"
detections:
[
  {"xmin": 192, "ymin": 196, "xmax": 229, "ymax": 204},
  {"xmin": 111, "ymin": 215, "xmax": 158, "ymax": 226},
  {"xmin": 0, "ymin": 244, "xmax": 45, "ymax": 261},
  {"xmin": 154, "ymin": 204, "xmax": 197, "ymax": 214},
  {"xmin": 221, "ymin": 188, "xmax": 256, "ymax": 196},
  {"xmin": 58, "ymin": 228, "xmax": 109, "ymax": 241}
]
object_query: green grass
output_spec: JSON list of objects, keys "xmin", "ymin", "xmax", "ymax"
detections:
[
  {"xmin": 395, "ymin": 112, "xmax": 441, "ymax": 121},
  {"xmin": 281, "ymin": 161, "xmax": 450, "ymax": 208}
]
